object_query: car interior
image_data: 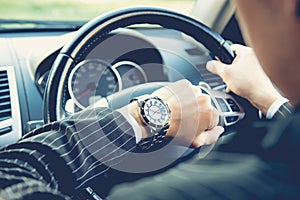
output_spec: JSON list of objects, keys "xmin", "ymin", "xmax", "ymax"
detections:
[{"xmin": 0, "ymin": 0, "xmax": 259, "ymax": 197}]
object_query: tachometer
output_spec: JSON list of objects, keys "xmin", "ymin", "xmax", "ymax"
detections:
[
  {"xmin": 68, "ymin": 59, "xmax": 121, "ymax": 109},
  {"xmin": 112, "ymin": 61, "xmax": 147, "ymax": 89}
]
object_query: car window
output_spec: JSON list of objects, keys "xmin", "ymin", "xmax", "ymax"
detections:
[{"xmin": 0, "ymin": 0, "xmax": 195, "ymax": 23}]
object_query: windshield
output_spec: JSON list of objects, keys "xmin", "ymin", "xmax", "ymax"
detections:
[{"xmin": 0, "ymin": 0, "xmax": 195, "ymax": 29}]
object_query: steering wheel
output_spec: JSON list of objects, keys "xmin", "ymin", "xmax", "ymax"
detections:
[{"xmin": 44, "ymin": 7, "xmax": 235, "ymax": 123}]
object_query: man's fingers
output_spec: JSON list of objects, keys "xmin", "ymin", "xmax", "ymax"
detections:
[
  {"xmin": 230, "ymin": 44, "xmax": 244, "ymax": 52},
  {"xmin": 204, "ymin": 126, "xmax": 224, "ymax": 145},
  {"xmin": 206, "ymin": 60, "xmax": 225, "ymax": 77},
  {"xmin": 226, "ymin": 87, "xmax": 232, "ymax": 93},
  {"xmin": 192, "ymin": 126, "xmax": 224, "ymax": 148},
  {"xmin": 230, "ymin": 43, "xmax": 252, "ymax": 52},
  {"xmin": 207, "ymin": 107, "xmax": 220, "ymax": 130}
]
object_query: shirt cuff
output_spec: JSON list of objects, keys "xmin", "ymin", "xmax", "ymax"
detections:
[
  {"xmin": 266, "ymin": 98, "xmax": 289, "ymax": 119},
  {"xmin": 117, "ymin": 107, "xmax": 143, "ymax": 144}
]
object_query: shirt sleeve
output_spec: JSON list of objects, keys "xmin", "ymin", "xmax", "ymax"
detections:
[
  {"xmin": 266, "ymin": 99, "xmax": 294, "ymax": 119},
  {"xmin": 117, "ymin": 106, "xmax": 143, "ymax": 144},
  {"xmin": 266, "ymin": 98, "xmax": 289, "ymax": 119}
]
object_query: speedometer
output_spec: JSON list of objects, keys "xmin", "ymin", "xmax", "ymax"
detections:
[{"xmin": 68, "ymin": 59, "xmax": 121, "ymax": 109}]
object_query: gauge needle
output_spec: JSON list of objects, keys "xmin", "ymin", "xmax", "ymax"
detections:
[{"xmin": 77, "ymin": 83, "xmax": 95, "ymax": 99}]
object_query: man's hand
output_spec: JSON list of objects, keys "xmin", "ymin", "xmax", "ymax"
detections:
[
  {"xmin": 151, "ymin": 80, "xmax": 223, "ymax": 148},
  {"xmin": 206, "ymin": 44, "xmax": 284, "ymax": 115},
  {"xmin": 128, "ymin": 80, "xmax": 223, "ymax": 148}
]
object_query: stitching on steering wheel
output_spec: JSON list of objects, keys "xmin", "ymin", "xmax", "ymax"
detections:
[{"xmin": 73, "ymin": 29, "xmax": 114, "ymax": 64}]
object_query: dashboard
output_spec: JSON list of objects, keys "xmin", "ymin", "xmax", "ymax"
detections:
[{"xmin": 0, "ymin": 27, "xmax": 226, "ymax": 146}]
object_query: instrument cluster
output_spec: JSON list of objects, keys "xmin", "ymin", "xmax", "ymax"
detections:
[{"xmin": 68, "ymin": 59, "xmax": 147, "ymax": 110}]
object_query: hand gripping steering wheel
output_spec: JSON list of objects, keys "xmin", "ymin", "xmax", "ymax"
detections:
[{"xmin": 44, "ymin": 7, "xmax": 236, "ymax": 123}]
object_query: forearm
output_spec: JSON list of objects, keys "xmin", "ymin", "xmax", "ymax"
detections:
[{"xmin": 249, "ymin": 85, "xmax": 285, "ymax": 116}]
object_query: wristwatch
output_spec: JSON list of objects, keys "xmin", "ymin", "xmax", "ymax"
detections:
[{"xmin": 131, "ymin": 95, "xmax": 171, "ymax": 150}]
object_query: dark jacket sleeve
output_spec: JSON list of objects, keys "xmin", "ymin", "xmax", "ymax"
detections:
[{"xmin": 0, "ymin": 107, "xmax": 137, "ymax": 199}]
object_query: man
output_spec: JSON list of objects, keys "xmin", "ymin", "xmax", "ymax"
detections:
[
  {"xmin": 0, "ymin": 1, "xmax": 299, "ymax": 200},
  {"xmin": 107, "ymin": 0, "xmax": 300, "ymax": 199}
]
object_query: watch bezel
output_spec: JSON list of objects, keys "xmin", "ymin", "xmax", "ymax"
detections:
[{"xmin": 139, "ymin": 96, "xmax": 171, "ymax": 130}]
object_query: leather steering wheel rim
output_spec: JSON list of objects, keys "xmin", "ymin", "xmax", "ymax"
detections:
[{"xmin": 44, "ymin": 7, "xmax": 235, "ymax": 123}]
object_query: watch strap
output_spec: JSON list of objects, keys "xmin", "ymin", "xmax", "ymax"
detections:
[{"xmin": 136, "ymin": 124, "xmax": 170, "ymax": 151}]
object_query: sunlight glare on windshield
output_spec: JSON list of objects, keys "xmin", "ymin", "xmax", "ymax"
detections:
[{"xmin": 0, "ymin": 0, "xmax": 195, "ymax": 22}]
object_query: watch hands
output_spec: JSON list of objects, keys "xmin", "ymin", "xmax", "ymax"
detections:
[{"xmin": 149, "ymin": 106, "xmax": 162, "ymax": 116}]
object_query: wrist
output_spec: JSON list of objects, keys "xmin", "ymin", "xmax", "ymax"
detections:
[
  {"xmin": 249, "ymin": 88, "xmax": 284, "ymax": 115},
  {"xmin": 127, "ymin": 101, "xmax": 151, "ymax": 140}
]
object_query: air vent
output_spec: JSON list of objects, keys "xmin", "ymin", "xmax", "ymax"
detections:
[
  {"xmin": 0, "ymin": 71, "xmax": 12, "ymax": 123},
  {"xmin": 0, "ymin": 66, "xmax": 21, "ymax": 146}
]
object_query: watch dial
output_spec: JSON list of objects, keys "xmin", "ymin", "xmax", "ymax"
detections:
[{"xmin": 143, "ymin": 98, "xmax": 170, "ymax": 127}]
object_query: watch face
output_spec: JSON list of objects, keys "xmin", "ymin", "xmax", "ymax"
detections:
[{"xmin": 141, "ymin": 97, "xmax": 170, "ymax": 128}]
